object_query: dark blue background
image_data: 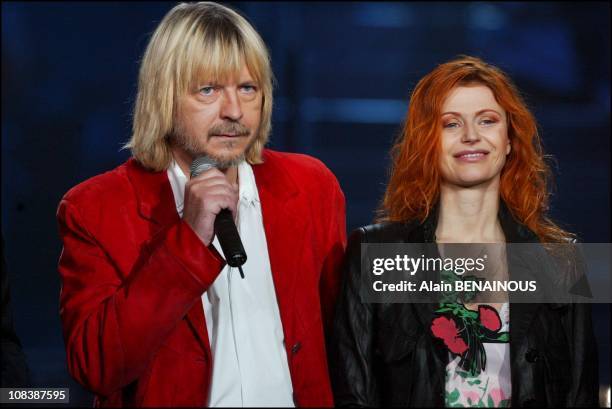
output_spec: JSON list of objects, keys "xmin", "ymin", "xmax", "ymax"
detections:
[{"xmin": 2, "ymin": 1, "xmax": 610, "ymax": 406}]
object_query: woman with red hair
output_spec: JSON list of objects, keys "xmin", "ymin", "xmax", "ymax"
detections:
[{"xmin": 329, "ymin": 56, "xmax": 598, "ymax": 407}]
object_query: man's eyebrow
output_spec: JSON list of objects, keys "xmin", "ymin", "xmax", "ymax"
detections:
[{"xmin": 194, "ymin": 80, "xmax": 219, "ymax": 87}]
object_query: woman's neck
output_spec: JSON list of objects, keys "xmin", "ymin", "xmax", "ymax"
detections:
[{"xmin": 435, "ymin": 179, "xmax": 505, "ymax": 243}]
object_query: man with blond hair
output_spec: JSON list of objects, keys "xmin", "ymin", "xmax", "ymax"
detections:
[{"xmin": 56, "ymin": 2, "xmax": 346, "ymax": 407}]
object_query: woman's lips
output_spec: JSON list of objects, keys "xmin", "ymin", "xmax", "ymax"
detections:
[{"xmin": 453, "ymin": 150, "xmax": 489, "ymax": 162}]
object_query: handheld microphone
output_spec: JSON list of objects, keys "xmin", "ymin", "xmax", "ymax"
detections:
[{"xmin": 190, "ymin": 156, "xmax": 247, "ymax": 278}]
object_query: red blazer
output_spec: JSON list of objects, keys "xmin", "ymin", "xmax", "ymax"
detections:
[{"xmin": 57, "ymin": 149, "xmax": 346, "ymax": 407}]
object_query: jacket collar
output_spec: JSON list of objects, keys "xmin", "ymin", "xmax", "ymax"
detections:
[
  {"xmin": 125, "ymin": 158, "xmax": 179, "ymax": 227},
  {"xmin": 125, "ymin": 151, "xmax": 301, "ymax": 225},
  {"xmin": 251, "ymin": 150, "xmax": 300, "ymax": 201}
]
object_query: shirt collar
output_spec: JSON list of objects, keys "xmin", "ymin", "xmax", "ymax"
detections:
[
  {"xmin": 237, "ymin": 159, "xmax": 259, "ymax": 206},
  {"xmin": 167, "ymin": 159, "xmax": 187, "ymax": 215}
]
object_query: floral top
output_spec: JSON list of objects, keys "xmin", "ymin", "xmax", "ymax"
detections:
[
  {"xmin": 430, "ymin": 299, "xmax": 511, "ymax": 407},
  {"xmin": 443, "ymin": 303, "xmax": 511, "ymax": 407}
]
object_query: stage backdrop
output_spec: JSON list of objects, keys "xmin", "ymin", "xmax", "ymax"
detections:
[{"xmin": 2, "ymin": 2, "xmax": 610, "ymax": 406}]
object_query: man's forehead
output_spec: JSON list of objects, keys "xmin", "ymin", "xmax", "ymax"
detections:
[{"xmin": 192, "ymin": 64, "xmax": 256, "ymax": 84}]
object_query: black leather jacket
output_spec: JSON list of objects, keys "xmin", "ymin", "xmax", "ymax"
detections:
[{"xmin": 329, "ymin": 203, "xmax": 599, "ymax": 407}]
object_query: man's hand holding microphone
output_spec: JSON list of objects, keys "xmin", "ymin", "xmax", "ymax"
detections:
[
  {"xmin": 182, "ymin": 157, "xmax": 248, "ymax": 277},
  {"xmin": 183, "ymin": 165, "xmax": 238, "ymax": 246}
]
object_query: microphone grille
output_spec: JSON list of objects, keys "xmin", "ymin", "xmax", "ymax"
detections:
[{"xmin": 190, "ymin": 156, "xmax": 218, "ymax": 178}]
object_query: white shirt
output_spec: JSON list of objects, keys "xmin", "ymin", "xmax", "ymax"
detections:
[{"xmin": 167, "ymin": 160, "xmax": 294, "ymax": 407}]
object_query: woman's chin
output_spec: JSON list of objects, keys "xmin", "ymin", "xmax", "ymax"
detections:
[{"xmin": 445, "ymin": 174, "xmax": 500, "ymax": 189}]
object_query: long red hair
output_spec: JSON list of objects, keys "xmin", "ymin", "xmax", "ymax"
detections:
[{"xmin": 378, "ymin": 55, "xmax": 573, "ymax": 243}]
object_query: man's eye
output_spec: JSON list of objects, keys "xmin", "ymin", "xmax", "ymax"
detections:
[
  {"xmin": 199, "ymin": 86, "xmax": 215, "ymax": 96},
  {"xmin": 240, "ymin": 85, "xmax": 257, "ymax": 93}
]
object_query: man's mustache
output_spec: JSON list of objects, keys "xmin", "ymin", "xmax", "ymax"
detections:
[{"xmin": 208, "ymin": 122, "xmax": 250, "ymax": 137}]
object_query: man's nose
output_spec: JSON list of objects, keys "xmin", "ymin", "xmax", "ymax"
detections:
[{"xmin": 220, "ymin": 89, "xmax": 243, "ymax": 121}]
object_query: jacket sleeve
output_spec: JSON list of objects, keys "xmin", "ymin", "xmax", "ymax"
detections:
[
  {"xmin": 319, "ymin": 173, "xmax": 347, "ymax": 334},
  {"xmin": 559, "ymin": 244, "xmax": 599, "ymax": 406},
  {"xmin": 57, "ymin": 198, "xmax": 225, "ymax": 397},
  {"xmin": 329, "ymin": 228, "xmax": 379, "ymax": 407},
  {"xmin": 563, "ymin": 303, "xmax": 599, "ymax": 406}
]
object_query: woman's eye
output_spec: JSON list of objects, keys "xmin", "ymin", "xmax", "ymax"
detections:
[
  {"xmin": 480, "ymin": 118, "xmax": 497, "ymax": 125},
  {"xmin": 444, "ymin": 122, "xmax": 460, "ymax": 129}
]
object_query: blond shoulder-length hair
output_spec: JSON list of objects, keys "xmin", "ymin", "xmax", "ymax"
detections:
[{"xmin": 124, "ymin": 2, "xmax": 274, "ymax": 171}]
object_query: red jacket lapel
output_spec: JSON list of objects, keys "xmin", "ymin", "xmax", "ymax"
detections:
[
  {"xmin": 253, "ymin": 151, "xmax": 308, "ymax": 344},
  {"xmin": 125, "ymin": 159, "xmax": 211, "ymax": 358}
]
